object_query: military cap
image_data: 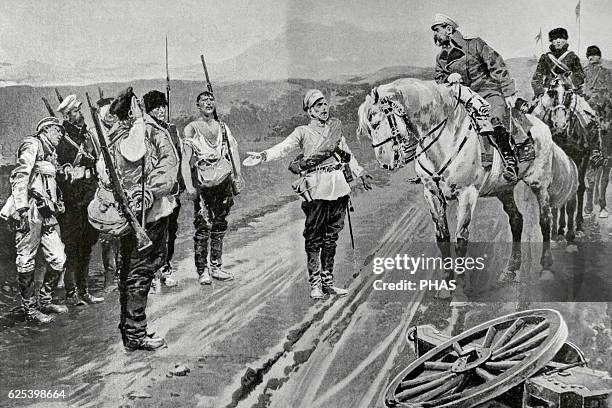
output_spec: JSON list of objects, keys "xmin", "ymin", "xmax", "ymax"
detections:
[
  {"xmin": 586, "ymin": 45, "xmax": 601, "ymax": 57},
  {"xmin": 303, "ymin": 89, "xmax": 325, "ymax": 111},
  {"xmin": 431, "ymin": 13, "xmax": 458, "ymax": 30},
  {"xmin": 57, "ymin": 94, "xmax": 82, "ymax": 114},
  {"xmin": 548, "ymin": 27, "xmax": 568, "ymax": 41},
  {"xmin": 36, "ymin": 116, "xmax": 63, "ymax": 134}
]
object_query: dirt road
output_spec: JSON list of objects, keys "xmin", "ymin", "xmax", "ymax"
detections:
[{"xmin": 1, "ymin": 167, "xmax": 611, "ymax": 408}]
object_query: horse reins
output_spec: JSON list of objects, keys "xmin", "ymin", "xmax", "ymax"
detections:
[{"xmin": 372, "ymin": 94, "xmax": 471, "ymax": 180}]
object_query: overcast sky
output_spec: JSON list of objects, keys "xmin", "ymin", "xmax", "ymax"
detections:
[{"xmin": 1, "ymin": 0, "xmax": 610, "ymax": 68}]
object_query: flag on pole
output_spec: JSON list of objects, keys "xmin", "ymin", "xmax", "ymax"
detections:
[
  {"xmin": 575, "ymin": 0, "xmax": 581, "ymax": 21},
  {"xmin": 535, "ymin": 28, "xmax": 542, "ymax": 43}
]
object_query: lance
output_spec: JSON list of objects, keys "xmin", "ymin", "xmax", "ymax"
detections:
[
  {"xmin": 54, "ymin": 88, "xmax": 64, "ymax": 103},
  {"xmin": 166, "ymin": 36, "xmax": 170, "ymax": 122}
]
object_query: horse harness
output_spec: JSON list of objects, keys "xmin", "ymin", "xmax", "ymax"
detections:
[{"xmin": 370, "ymin": 95, "xmax": 472, "ymax": 182}]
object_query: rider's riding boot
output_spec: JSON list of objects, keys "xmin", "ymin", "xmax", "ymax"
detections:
[{"xmin": 490, "ymin": 126, "xmax": 518, "ymax": 183}]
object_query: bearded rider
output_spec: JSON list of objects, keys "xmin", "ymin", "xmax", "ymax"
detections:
[{"xmin": 431, "ymin": 13, "xmax": 520, "ymax": 183}]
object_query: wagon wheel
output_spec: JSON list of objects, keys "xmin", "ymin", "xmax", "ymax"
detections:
[{"xmin": 384, "ymin": 309, "xmax": 567, "ymax": 408}]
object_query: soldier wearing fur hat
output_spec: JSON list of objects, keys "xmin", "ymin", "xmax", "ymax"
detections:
[
  {"xmin": 531, "ymin": 28, "xmax": 598, "ymax": 130},
  {"xmin": 245, "ymin": 89, "xmax": 372, "ymax": 299},
  {"xmin": 182, "ymin": 90, "xmax": 243, "ymax": 285},
  {"xmin": 584, "ymin": 45, "xmax": 612, "ymax": 219},
  {"xmin": 142, "ymin": 90, "xmax": 183, "ymax": 290},
  {"xmin": 430, "ymin": 13, "xmax": 521, "ymax": 183},
  {"xmin": 55, "ymin": 94, "xmax": 105, "ymax": 306},
  {"xmin": 0, "ymin": 117, "xmax": 68, "ymax": 323},
  {"xmin": 108, "ymin": 87, "xmax": 179, "ymax": 351}
]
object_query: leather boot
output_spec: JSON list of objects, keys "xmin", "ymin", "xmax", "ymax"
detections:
[
  {"xmin": 306, "ymin": 251, "xmax": 322, "ymax": 298},
  {"xmin": 39, "ymin": 267, "xmax": 63, "ymax": 310},
  {"xmin": 18, "ymin": 271, "xmax": 54, "ymax": 324},
  {"xmin": 490, "ymin": 126, "xmax": 518, "ymax": 183}
]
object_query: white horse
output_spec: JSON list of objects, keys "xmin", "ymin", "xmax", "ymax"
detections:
[{"xmin": 357, "ymin": 78, "xmax": 577, "ymax": 286}]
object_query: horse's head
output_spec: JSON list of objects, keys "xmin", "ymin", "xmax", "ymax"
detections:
[
  {"xmin": 357, "ymin": 87, "xmax": 418, "ymax": 170},
  {"xmin": 546, "ymin": 75, "xmax": 575, "ymax": 130}
]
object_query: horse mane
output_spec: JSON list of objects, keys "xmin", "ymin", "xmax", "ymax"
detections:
[{"xmin": 357, "ymin": 78, "xmax": 464, "ymax": 139}]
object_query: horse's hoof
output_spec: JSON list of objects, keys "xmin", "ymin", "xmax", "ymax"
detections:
[
  {"xmin": 498, "ymin": 269, "xmax": 520, "ymax": 284},
  {"xmin": 551, "ymin": 241, "xmax": 560, "ymax": 249},
  {"xmin": 540, "ymin": 269, "xmax": 555, "ymax": 280},
  {"xmin": 575, "ymin": 231, "xmax": 585, "ymax": 238},
  {"xmin": 565, "ymin": 244, "xmax": 579, "ymax": 253},
  {"xmin": 434, "ymin": 289, "xmax": 452, "ymax": 300},
  {"xmin": 450, "ymin": 292, "xmax": 469, "ymax": 307}
]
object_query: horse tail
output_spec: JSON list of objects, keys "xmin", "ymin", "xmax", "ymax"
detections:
[{"xmin": 548, "ymin": 143, "xmax": 579, "ymax": 207}]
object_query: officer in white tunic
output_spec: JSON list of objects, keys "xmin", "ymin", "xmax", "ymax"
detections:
[{"xmin": 246, "ymin": 89, "xmax": 372, "ymax": 299}]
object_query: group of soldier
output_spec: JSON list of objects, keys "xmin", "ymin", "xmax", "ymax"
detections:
[
  {"xmin": 430, "ymin": 14, "xmax": 611, "ymax": 219},
  {"xmin": 1, "ymin": 13, "xmax": 611, "ymax": 352},
  {"xmin": 2, "ymin": 77, "xmax": 371, "ymax": 351}
]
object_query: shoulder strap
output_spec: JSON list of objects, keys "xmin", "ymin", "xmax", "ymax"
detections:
[
  {"xmin": 547, "ymin": 52, "xmax": 571, "ymax": 72},
  {"xmin": 220, "ymin": 122, "xmax": 231, "ymax": 158}
]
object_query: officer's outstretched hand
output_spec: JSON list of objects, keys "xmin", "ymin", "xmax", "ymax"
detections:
[
  {"xmin": 360, "ymin": 174, "xmax": 373, "ymax": 191},
  {"xmin": 243, "ymin": 151, "xmax": 266, "ymax": 167}
]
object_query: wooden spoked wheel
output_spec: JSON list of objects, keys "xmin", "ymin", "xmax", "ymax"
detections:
[{"xmin": 384, "ymin": 309, "xmax": 568, "ymax": 407}]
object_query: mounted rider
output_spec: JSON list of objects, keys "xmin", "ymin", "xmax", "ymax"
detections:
[
  {"xmin": 531, "ymin": 28, "xmax": 598, "ymax": 135},
  {"xmin": 431, "ymin": 13, "xmax": 521, "ymax": 183}
]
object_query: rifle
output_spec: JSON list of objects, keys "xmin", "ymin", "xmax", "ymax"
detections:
[
  {"xmin": 42, "ymin": 97, "xmax": 56, "ymax": 117},
  {"xmin": 54, "ymin": 88, "xmax": 64, "ymax": 103},
  {"xmin": 166, "ymin": 36, "xmax": 171, "ymax": 123},
  {"xmin": 200, "ymin": 53, "xmax": 240, "ymax": 196},
  {"xmin": 98, "ymin": 87, "xmax": 104, "ymax": 100},
  {"xmin": 85, "ymin": 93, "xmax": 152, "ymax": 251}
]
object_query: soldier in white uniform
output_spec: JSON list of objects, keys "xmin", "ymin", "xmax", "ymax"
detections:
[
  {"xmin": 246, "ymin": 89, "xmax": 372, "ymax": 299},
  {"xmin": 1, "ymin": 117, "xmax": 69, "ymax": 323}
]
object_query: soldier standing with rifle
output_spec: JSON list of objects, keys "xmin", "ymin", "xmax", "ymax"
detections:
[
  {"xmin": 0, "ymin": 117, "xmax": 68, "ymax": 323},
  {"xmin": 54, "ymin": 93, "xmax": 104, "ymax": 306},
  {"xmin": 142, "ymin": 89, "xmax": 182, "ymax": 290},
  {"xmin": 181, "ymin": 54, "xmax": 243, "ymax": 285},
  {"xmin": 245, "ymin": 89, "xmax": 372, "ymax": 299},
  {"xmin": 88, "ymin": 87, "xmax": 178, "ymax": 351}
]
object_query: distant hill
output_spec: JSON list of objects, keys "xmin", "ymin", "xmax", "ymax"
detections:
[
  {"xmin": 1, "ymin": 55, "xmax": 610, "ymax": 162},
  {"xmin": 0, "ymin": 20, "xmax": 436, "ymax": 87}
]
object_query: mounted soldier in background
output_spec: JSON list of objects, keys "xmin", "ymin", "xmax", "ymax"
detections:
[
  {"xmin": 1, "ymin": 117, "xmax": 68, "ymax": 323},
  {"xmin": 531, "ymin": 28, "xmax": 599, "ymax": 135},
  {"xmin": 55, "ymin": 94, "xmax": 105, "ymax": 306},
  {"xmin": 584, "ymin": 45, "xmax": 612, "ymax": 219}
]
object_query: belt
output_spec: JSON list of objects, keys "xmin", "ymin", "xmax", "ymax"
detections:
[
  {"xmin": 304, "ymin": 162, "xmax": 344, "ymax": 175},
  {"xmin": 59, "ymin": 164, "xmax": 96, "ymax": 180}
]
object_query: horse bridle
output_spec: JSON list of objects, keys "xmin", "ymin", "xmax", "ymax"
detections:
[{"xmin": 370, "ymin": 96, "xmax": 449, "ymax": 169}]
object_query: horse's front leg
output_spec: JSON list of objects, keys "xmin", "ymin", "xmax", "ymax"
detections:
[
  {"xmin": 423, "ymin": 188, "xmax": 452, "ymax": 299},
  {"xmin": 454, "ymin": 186, "xmax": 479, "ymax": 303},
  {"xmin": 497, "ymin": 188, "xmax": 523, "ymax": 281},
  {"xmin": 575, "ymin": 155, "xmax": 589, "ymax": 234},
  {"xmin": 423, "ymin": 188, "xmax": 451, "ymax": 257},
  {"xmin": 532, "ymin": 186, "xmax": 554, "ymax": 277}
]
